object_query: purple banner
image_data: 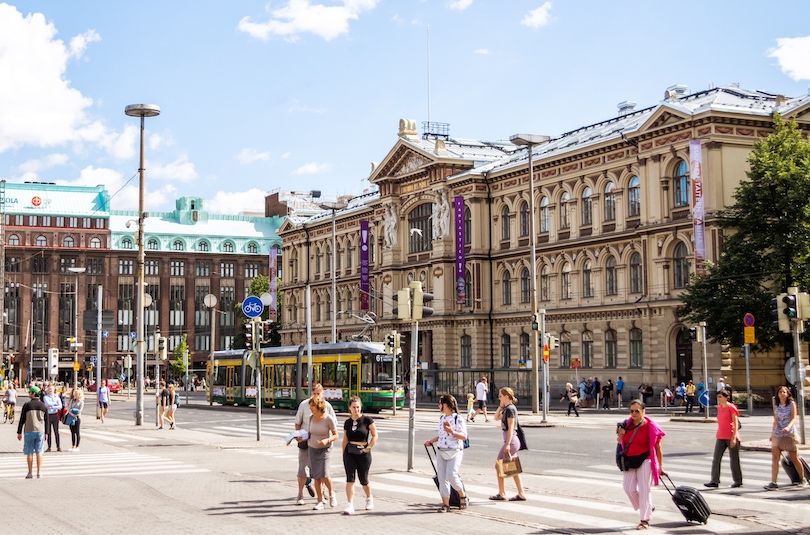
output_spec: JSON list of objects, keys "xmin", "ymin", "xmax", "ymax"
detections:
[
  {"xmin": 360, "ymin": 220, "xmax": 370, "ymax": 310},
  {"xmin": 269, "ymin": 245, "xmax": 279, "ymax": 321},
  {"xmin": 690, "ymin": 140, "xmax": 705, "ymax": 276},
  {"xmin": 454, "ymin": 196, "xmax": 466, "ymax": 304}
]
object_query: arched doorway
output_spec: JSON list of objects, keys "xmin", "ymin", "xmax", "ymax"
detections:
[{"xmin": 675, "ymin": 327, "xmax": 693, "ymax": 385}]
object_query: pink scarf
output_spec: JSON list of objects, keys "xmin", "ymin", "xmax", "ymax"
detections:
[{"xmin": 624, "ymin": 415, "xmax": 666, "ymax": 485}]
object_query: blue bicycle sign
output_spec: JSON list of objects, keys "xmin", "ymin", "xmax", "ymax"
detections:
[{"xmin": 242, "ymin": 296, "xmax": 264, "ymax": 318}]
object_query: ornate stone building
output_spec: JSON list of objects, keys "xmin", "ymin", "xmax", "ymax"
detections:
[{"xmin": 278, "ymin": 85, "xmax": 810, "ymax": 398}]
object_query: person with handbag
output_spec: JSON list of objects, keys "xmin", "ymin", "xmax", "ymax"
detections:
[
  {"xmin": 341, "ymin": 396, "xmax": 378, "ymax": 515},
  {"xmin": 617, "ymin": 399, "xmax": 665, "ymax": 530},
  {"xmin": 765, "ymin": 385, "xmax": 807, "ymax": 489},
  {"xmin": 307, "ymin": 395, "xmax": 339, "ymax": 510},
  {"xmin": 67, "ymin": 388, "xmax": 84, "ymax": 452},
  {"xmin": 424, "ymin": 394, "xmax": 468, "ymax": 512},
  {"xmin": 293, "ymin": 384, "xmax": 335, "ymax": 506},
  {"xmin": 490, "ymin": 387, "xmax": 526, "ymax": 502},
  {"xmin": 704, "ymin": 389, "xmax": 742, "ymax": 488},
  {"xmin": 561, "ymin": 382, "xmax": 579, "ymax": 417}
]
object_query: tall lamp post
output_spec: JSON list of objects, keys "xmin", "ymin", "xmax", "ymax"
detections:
[
  {"xmin": 319, "ymin": 200, "xmax": 349, "ymax": 343},
  {"xmin": 204, "ymin": 294, "xmax": 217, "ymax": 406},
  {"xmin": 67, "ymin": 266, "xmax": 86, "ymax": 387},
  {"xmin": 125, "ymin": 103, "xmax": 160, "ymax": 426},
  {"xmin": 510, "ymin": 134, "xmax": 550, "ymax": 417}
]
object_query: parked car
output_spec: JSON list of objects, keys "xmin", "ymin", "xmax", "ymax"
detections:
[{"xmin": 88, "ymin": 379, "xmax": 121, "ymax": 393}]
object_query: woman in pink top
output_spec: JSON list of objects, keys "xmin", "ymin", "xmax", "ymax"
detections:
[{"xmin": 704, "ymin": 389, "xmax": 742, "ymax": 488}]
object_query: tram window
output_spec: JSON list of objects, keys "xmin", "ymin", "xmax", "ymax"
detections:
[
  {"xmin": 274, "ymin": 364, "xmax": 296, "ymax": 387},
  {"xmin": 213, "ymin": 366, "xmax": 227, "ymax": 385},
  {"xmin": 322, "ymin": 363, "xmax": 338, "ymax": 387},
  {"xmin": 336, "ymin": 364, "xmax": 348, "ymax": 387},
  {"xmin": 313, "ymin": 365, "xmax": 322, "ymax": 386}
]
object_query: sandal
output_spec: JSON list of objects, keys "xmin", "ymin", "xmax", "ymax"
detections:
[
  {"xmin": 508, "ymin": 495, "xmax": 526, "ymax": 501},
  {"xmin": 488, "ymin": 494, "xmax": 506, "ymax": 501},
  {"xmin": 636, "ymin": 520, "xmax": 649, "ymax": 530},
  {"xmin": 438, "ymin": 504, "xmax": 451, "ymax": 513},
  {"xmin": 459, "ymin": 496, "xmax": 468, "ymax": 510}
]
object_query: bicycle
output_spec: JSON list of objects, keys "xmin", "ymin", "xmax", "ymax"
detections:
[{"xmin": 2, "ymin": 402, "xmax": 13, "ymax": 424}]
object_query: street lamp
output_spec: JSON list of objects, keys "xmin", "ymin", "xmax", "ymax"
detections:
[
  {"xmin": 125, "ymin": 103, "xmax": 160, "ymax": 426},
  {"xmin": 67, "ymin": 266, "xmax": 86, "ymax": 387},
  {"xmin": 204, "ymin": 293, "xmax": 217, "ymax": 406},
  {"xmin": 510, "ymin": 134, "xmax": 550, "ymax": 418},
  {"xmin": 319, "ymin": 200, "xmax": 349, "ymax": 343}
]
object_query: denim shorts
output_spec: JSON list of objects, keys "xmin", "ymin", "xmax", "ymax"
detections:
[{"xmin": 23, "ymin": 433, "xmax": 45, "ymax": 455}]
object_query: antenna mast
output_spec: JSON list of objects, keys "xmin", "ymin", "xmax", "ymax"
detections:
[{"xmin": 426, "ymin": 25, "xmax": 431, "ymax": 125}]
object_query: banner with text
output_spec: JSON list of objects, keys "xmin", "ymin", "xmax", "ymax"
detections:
[
  {"xmin": 269, "ymin": 245, "xmax": 278, "ymax": 321},
  {"xmin": 689, "ymin": 139, "xmax": 705, "ymax": 275},
  {"xmin": 360, "ymin": 220, "xmax": 370, "ymax": 310},
  {"xmin": 455, "ymin": 196, "xmax": 466, "ymax": 304}
]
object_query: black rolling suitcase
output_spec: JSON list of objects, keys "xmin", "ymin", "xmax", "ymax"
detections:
[
  {"xmin": 780, "ymin": 452, "xmax": 810, "ymax": 484},
  {"xmin": 425, "ymin": 444, "xmax": 464, "ymax": 508},
  {"xmin": 661, "ymin": 473, "xmax": 710, "ymax": 524}
]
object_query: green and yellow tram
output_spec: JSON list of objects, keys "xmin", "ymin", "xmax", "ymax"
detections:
[{"xmin": 209, "ymin": 341, "xmax": 405, "ymax": 412}]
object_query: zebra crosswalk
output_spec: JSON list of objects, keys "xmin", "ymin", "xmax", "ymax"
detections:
[{"xmin": 0, "ymin": 451, "xmax": 208, "ymax": 479}]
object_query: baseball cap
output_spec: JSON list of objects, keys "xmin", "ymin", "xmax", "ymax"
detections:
[{"xmin": 28, "ymin": 386, "xmax": 41, "ymax": 395}]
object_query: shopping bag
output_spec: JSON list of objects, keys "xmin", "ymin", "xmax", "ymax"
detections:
[{"xmin": 496, "ymin": 457, "xmax": 522, "ymax": 477}]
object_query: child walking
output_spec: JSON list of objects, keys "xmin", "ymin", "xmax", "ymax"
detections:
[{"xmin": 466, "ymin": 393, "xmax": 475, "ymax": 421}]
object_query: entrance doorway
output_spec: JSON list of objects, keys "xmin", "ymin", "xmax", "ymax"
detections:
[{"xmin": 675, "ymin": 328, "xmax": 693, "ymax": 385}]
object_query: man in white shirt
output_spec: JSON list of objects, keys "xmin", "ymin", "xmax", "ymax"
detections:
[
  {"xmin": 472, "ymin": 377, "xmax": 490, "ymax": 423},
  {"xmin": 294, "ymin": 383, "xmax": 336, "ymax": 506},
  {"xmin": 716, "ymin": 377, "xmax": 726, "ymax": 392}
]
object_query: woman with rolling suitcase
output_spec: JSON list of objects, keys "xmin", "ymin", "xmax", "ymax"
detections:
[
  {"xmin": 765, "ymin": 386, "xmax": 808, "ymax": 489},
  {"xmin": 424, "ymin": 394, "xmax": 468, "ymax": 512},
  {"xmin": 617, "ymin": 399, "xmax": 665, "ymax": 530}
]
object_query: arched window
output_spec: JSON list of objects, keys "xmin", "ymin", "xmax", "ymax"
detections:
[
  {"xmin": 223, "ymin": 241, "xmax": 234, "ymax": 253},
  {"xmin": 346, "ymin": 291, "xmax": 353, "ymax": 314},
  {"xmin": 501, "ymin": 206, "xmax": 511, "ymax": 241},
  {"xmin": 36, "ymin": 235, "xmax": 47, "ymax": 247},
  {"xmin": 628, "ymin": 176, "xmax": 641, "ymax": 217},
  {"xmin": 559, "ymin": 192, "xmax": 570, "ymax": 229},
  {"xmin": 63, "ymin": 236, "xmax": 74, "ymax": 248},
  {"xmin": 561, "ymin": 262, "xmax": 571, "ymax": 299},
  {"xmin": 198, "ymin": 241, "xmax": 209, "ymax": 252},
  {"xmin": 460, "ymin": 335, "xmax": 472, "ymax": 368},
  {"xmin": 408, "ymin": 203, "xmax": 433, "ymax": 253},
  {"xmin": 315, "ymin": 295, "xmax": 322, "ymax": 322},
  {"xmin": 540, "ymin": 265, "xmax": 550, "ymax": 301},
  {"xmin": 604, "ymin": 182, "xmax": 616, "ymax": 221},
  {"xmin": 560, "ymin": 333, "xmax": 571, "ymax": 368},
  {"xmin": 520, "ymin": 267, "xmax": 531, "ymax": 303},
  {"xmin": 674, "ymin": 160, "xmax": 689, "ymax": 208},
  {"xmin": 539, "ymin": 197, "xmax": 549, "ymax": 233},
  {"xmin": 582, "ymin": 331, "xmax": 593, "ymax": 368},
  {"xmin": 325, "ymin": 245, "xmax": 332, "ymax": 273},
  {"xmin": 121, "ymin": 238, "xmax": 133, "ymax": 249},
  {"xmin": 630, "ymin": 252, "xmax": 642, "ymax": 294},
  {"xmin": 605, "ymin": 330, "xmax": 617, "ymax": 368},
  {"xmin": 501, "ymin": 334, "xmax": 511, "ymax": 368},
  {"xmin": 172, "ymin": 240, "xmax": 184, "ymax": 251},
  {"xmin": 147, "ymin": 239, "xmax": 158, "ymax": 250},
  {"xmin": 8, "ymin": 234, "xmax": 20, "ymax": 246},
  {"xmin": 606, "ymin": 256, "xmax": 618, "ymax": 295},
  {"xmin": 630, "ymin": 328, "xmax": 643, "ymax": 367},
  {"xmin": 674, "ymin": 242, "xmax": 690, "ymax": 288},
  {"xmin": 519, "ymin": 201, "xmax": 530, "ymax": 237},
  {"xmin": 89, "ymin": 237, "xmax": 101, "ymax": 249},
  {"xmin": 502, "ymin": 271, "xmax": 512, "ymax": 305},
  {"xmin": 582, "ymin": 260, "xmax": 593, "ymax": 298},
  {"xmin": 463, "ymin": 269, "xmax": 473, "ymax": 308},
  {"xmin": 464, "ymin": 206, "xmax": 472, "ymax": 245},
  {"xmin": 520, "ymin": 333, "xmax": 530, "ymax": 364},
  {"xmin": 581, "ymin": 187, "xmax": 593, "ymax": 226},
  {"xmin": 247, "ymin": 242, "xmax": 258, "ymax": 254}
]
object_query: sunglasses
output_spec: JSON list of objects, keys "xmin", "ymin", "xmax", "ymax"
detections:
[
  {"xmin": 629, "ymin": 409, "xmax": 642, "ymax": 414},
  {"xmin": 352, "ymin": 421, "xmax": 358, "ymax": 431}
]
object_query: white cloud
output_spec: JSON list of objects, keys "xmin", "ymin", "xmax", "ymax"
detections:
[
  {"xmin": 237, "ymin": 148, "xmax": 271, "ymax": 164},
  {"xmin": 0, "ymin": 4, "xmax": 103, "ymax": 152},
  {"xmin": 287, "ymin": 98, "xmax": 327, "ymax": 113},
  {"xmin": 280, "ymin": 152, "xmax": 292, "ymax": 159},
  {"xmin": 474, "ymin": 48, "xmax": 489, "ymax": 55},
  {"xmin": 521, "ymin": 2, "xmax": 552, "ymax": 29},
  {"xmin": 238, "ymin": 0, "xmax": 380, "ymax": 42},
  {"xmin": 18, "ymin": 153, "xmax": 69, "ymax": 173},
  {"xmin": 206, "ymin": 188, "xmax": 267, "ymax": 215},
  {"xmin": 294, "ymin": 162, "xmax": 331, "ymax": 175},
  {"xmin": 68, "ymin": 29, "xmax": 101, "ymax": 59},
  {"xmin": 149, "ymin": 156, "xmax": 198, "ymax": 182},
  {"xmin": 148, "ymin": 132, "xmax": 174, "ymax": 151},
  {"xmin": 768, "ymin": 36, "xmax": 810, "ymax": 81},
  {"xmin": 450, "ymin": 0, "xmax": 473, "ymax": 11}
]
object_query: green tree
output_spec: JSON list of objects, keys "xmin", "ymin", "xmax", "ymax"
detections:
[
  {"xmin": 678, "ymin": 114, "xmax": 810, "ymax": 349},
  {"xmin": 171, "ymin": 333, "xmax": 189, "ymax": 379},
  {"xmin": 232, "ymin": 275, "xmax": 282, "ymax": 349}
]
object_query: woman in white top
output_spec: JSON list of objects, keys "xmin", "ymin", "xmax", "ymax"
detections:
[{"xmin": 424, "ymin": 394, "xmax": 468, "ymax": 512}]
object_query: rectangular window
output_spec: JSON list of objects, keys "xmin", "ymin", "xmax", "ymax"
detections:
[
  {"xmin": 96, "ymin": 219, "xmax": 106, "ymax": 229},
  {"xmin": 29, "ymin": 216, "xmax": 37, "ymax": 226},
  {"xmin": 59, "ymin": 258, "xmax": 77, "ymax": 274},
  {"xmin": 118, "ymin": 260, "xmax": 133, "ymax": 275},
  {"xmin": 83, "ymin": 218, "xmax": 91, "ymax": 228},
  {"xmin": 582, "ymin": 340, "xmax": 593, "ymax": 368},
  {"xmin": 245, "ymin": 263, "xmax": 258, "ymax": 278},
  {"xmin": 87, "ymin": 258, "xmax": 103, "ymax": 275},
  {"xmin": 560, "ymin": 341, "xmax": 571, "ymax": 368},
  {"xmin": 42, "ymin": 216, "xmax": 51, "ymax": 226},
  {"xmin": 68, "ymin": 217, "xmax": 78, "ymax": 227},
  {"xmin": 56, "ymin": 216, "xmax": 65, "ymax": 227},
  {"xmin": 170, "ymin": 261, "xmax": 185, "ymax": 276},
  {"xmin": 220, "ymin": 262, "xmax": 234, "ymax": 277},
  {"xmin": 145, "ymin": 259, "xmax": 159, "ymax": 276},
  {"xmin": 460, "ymin": 336, "xmax": 472, "ymax": 368},
  {"xmin": 14, "ymin": 215, "xmax": 23, "ymax": 226},
  {"xmin": 195, "ymin": 262, "xmax": 210, "ymax": 277}
]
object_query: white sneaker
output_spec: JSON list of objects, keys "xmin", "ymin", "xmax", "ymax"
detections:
[
  {"xmin": 365, "ymin": 496, "xmax": 374, "ymax": 510},
  {"xmin": 312, "ymin": 502, "xmax": 324, "ymax": 510},
  {"xmin": 329, "ymin": 494, "xmax": 338, "ymax": 508},
  {"xmin": 799, "ymin": 478, "xmax": 809, "ymax": 488},
  {"xmin": 343, "ymin": 503, "xmax": 355, "ymax": 515},
  {"xmin": 296, "ymin": 497, "xmax": 305, "ymax": 506}
]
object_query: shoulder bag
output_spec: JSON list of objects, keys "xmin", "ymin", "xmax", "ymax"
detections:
[{"xmin": 616, "ymin": 420, "xmax": 648, "ymax": 471}]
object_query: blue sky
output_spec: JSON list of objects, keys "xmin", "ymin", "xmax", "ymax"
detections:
[{"xmin": 1, "ymin": 1, "xmax": 809, "ymax": 214}]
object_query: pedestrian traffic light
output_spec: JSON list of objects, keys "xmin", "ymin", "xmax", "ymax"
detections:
[
  {"xmin": 412, "ymin": 287, "xmax": 434, "ymax": 320},
  {"xmin": 531, "ymin": 315, "xmax": 539, "ymax": 331},
  {"xmin": 158, "ymin": 336, "xmax": 168, "ymax": 360},
  {"xmin": 384, "ymin": 333, "xmax": 394, "ymax": 355},
  {"xmin": 548, "ymin": 335, "xmax": 560, "ymax": 349},
  {"xmin": 782, "ymin": 293, "xmax": 798, "ymax": 319},
  {"xmin": 243, "ymin": 323, "xmax": 253, "ymax": 349},
  {"xmin": 772, "ymin": 293, "xmax": 790, "ymax": 333},
  {"xmin": 392, "ymin": 289, "xmax": 411, "ymax": 321}
]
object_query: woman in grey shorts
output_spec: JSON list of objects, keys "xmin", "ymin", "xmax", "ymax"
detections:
[
  {"xmin": 308, "ymin": 396, "xmax": 339, "ymax": 509},
  {"xmin": 765, "ymin": 386, "xmax": 808, "ymax": 489}
]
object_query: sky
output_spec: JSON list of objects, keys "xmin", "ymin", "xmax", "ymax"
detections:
[{"xmin": 1, "ymin": 1, "xmax": 809, "ymax": 215}]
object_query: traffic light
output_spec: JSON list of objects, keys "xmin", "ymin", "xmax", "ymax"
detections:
[
  {"xmin": 412, "ymin": 287, "xmax": 434, "ymax": 320},
  {"xmin": 243, "ymin": 322, "xmax": 253, "ymax": 349},
  {"xmin": 393, "ymin": 331, "xmax": 401, "ymax": 353},
  {"xmin": 798, "ymin": 292, "xmax": 810, "ymax": 321},
  {"xmin": 158, "ymin": 336, "xmax": 168, "ymax": 360},
  {"xmin": 687, "ymin": 327, "xmax": 703, "ymax": 342},
  {"xmin": 384, "ymin": 333, "xmax": 394, "ymax": 355},
  {"xmin": 258, "ymin": 321, "xmax": 272, "ymax": 344},
  {"xmin": 772, "ymin": 293, "xmax": 790, "ymax": 333},
  {"xmin": 392, "ymin": 289, "xmax": 411, "ymax": 321},
  {"xmin": 548, "ymin": 335, "xmax": 560, "ymax": 349},
  {"xmin": 531, "ymin": 315, "xmax": 539, "ymax": 331},
  {"xmin": 782, "ymin": 293, "xmax": 798, "ymax": 319}
]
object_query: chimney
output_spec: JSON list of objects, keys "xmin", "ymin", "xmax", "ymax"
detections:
[
  {"xmin": 664, "ymin": 84, "xmax": 688, "ymax": 100},
  {"xmin": 775, "ymin": 94, "xmax": 786, "ymax": 106},
  {"xmin": 617, "ymin": 101, "xmax": 637, "ymax": 117}
]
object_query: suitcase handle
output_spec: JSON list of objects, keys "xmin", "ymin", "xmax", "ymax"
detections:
[
  {"xmin": 425, "ymin": 443, "xmax": 438, "ymax": 474},
  {"xmin": 659, "ymin": 471, "xmax": 677, "ymax": 497}
]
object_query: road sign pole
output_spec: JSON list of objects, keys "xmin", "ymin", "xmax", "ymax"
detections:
[
  {"xmin": 700, "ymin": 321, "xmax": 709, "ymax": 421},
  {"xmin": 744, "ymin": 344, "xmax": 753, "ymax": 415},
  {"xmin": 791, "ymin": 320, "xmax": 806, "ymax": 444},
  {"xmin": 255, "ymin": 320, "xmax": 262, "ymax": 442}
]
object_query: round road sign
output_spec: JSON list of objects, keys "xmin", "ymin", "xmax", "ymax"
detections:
[
  {"xmin": 242, "ymin": 296, "xmax": 264, "ymax": 318},
  {"xmin": 743, "ymin": 313, "xmax": 755, "ymax": 327}
]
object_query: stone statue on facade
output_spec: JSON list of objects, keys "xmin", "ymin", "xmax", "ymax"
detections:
[{"xmin": 383, "ymin": 203, "xmax": 398, "ymax": 248}]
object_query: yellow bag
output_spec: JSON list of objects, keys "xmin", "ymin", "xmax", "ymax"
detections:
[{"xmin": 496, "ymin": 457, "xmax": 522, "ymax": 477}]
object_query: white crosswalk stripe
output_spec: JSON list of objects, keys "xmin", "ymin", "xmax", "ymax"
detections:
[
  {"xmin": 0, "ymin": 452, "xmax": 208, "ymax": 479},
  {"xmin": 58, "ymin": 427, "xmax": 158, "ymax": 444}
]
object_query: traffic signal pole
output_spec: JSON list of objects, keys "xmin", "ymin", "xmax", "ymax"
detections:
[
  {"xmin": 791, "ymin": 319, "xmax": 806, "ymax": 444},
  {"xmin": 407, "ymin": 318, "xmax": 418, "ymax": 471},
  {"xmin": 700, "ymin": 321, "xmax": 709, "ymax": 422}
]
